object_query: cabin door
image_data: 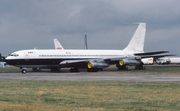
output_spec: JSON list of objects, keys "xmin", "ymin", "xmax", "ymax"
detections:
[{"xmin": 24, "ymin": 52, "xmax": 29, "ymax": 61}]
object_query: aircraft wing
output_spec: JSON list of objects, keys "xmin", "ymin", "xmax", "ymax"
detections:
[
  {"xmin": 103, "ymin": 57, "xmax": 125, "ymax": 62},
  {"xmin": 60, "ymin": 60, "xmax": 88, "ymax": 65},
  {"xmin": 134, "ymin": 51, "xmax": 169, "ymax": 56},
  {"xmin": 60, "ymin": 57, "xmax": 125, "ymax": 65}
]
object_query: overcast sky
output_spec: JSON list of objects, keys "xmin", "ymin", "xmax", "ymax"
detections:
[{"xmin": 0, "ymin": 0, "xmax": 180, "ymax": 56}]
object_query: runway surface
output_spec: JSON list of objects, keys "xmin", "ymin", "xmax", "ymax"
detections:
[{"xmin": 0, "ymin": 72, "xmax": 180, "ymax": 82}]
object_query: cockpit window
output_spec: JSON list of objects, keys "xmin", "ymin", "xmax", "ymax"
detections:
[{"xmin": 9, "ymin": 53, "xmax": 19, "ymax": 57}]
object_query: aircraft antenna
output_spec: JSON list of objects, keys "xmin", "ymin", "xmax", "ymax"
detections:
[{"xmin": 84, "ymin": 30, "xmax": 88, "ymax": 49}]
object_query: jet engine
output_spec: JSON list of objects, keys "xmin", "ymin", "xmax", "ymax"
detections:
[
  {"xmin": 87, "ymin": 61, "xmax": 109, "ymax": 69},
  {"xmin": 119, "ymin": 59, "xmax": 141, "ymax": 66}
]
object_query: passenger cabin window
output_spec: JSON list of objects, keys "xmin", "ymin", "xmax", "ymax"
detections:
[{"xmin": 28, "ymin": 52, "xmax": 33, "ymax": 54}]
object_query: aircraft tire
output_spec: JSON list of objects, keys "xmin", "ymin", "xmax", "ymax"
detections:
[
  {"xmin": 70, "ymin": 68, "xmax": 79, "ymax": 72},
  {"xmin": 32, "ymin": 68, "xmax": 40, "ymax": 72},
  {"xmin": 135, "ymin": 64, "xmax": 144, "ymax": 70},
  {"xmin": 87, "ymin": 68, "xmax": 98, "ymax": 72},
  {"xmin": 51, "ymin": 68, "xmax": 60, "ymax": 72},
  {"xmin": 117, "ymin": 65, "xmax": 128, "ymax": 70},
  {"xmin": 21, "ymin": 69, "xmax": 27, "ymax": 74}
]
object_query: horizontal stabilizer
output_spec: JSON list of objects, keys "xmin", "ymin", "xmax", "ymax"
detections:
[
  {"xmin": 135, "ymin": 51, "xmax": 169, "ymax": 56},
  {"xmin": 141, "ymin": 54, "xmax": 175, "ymax": 59}
]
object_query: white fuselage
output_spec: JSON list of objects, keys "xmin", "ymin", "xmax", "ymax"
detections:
[{"xmin": 5, "ymin": 49, "xmax": 136, "ymax": 68}]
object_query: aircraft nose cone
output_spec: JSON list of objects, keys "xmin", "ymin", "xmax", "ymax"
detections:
[
  {"xmin": 4, "ymin": 58, "xmax": 8, "ymax": 63},
  {"xmin": 4, "ymin": 57, "xmax": 11, "ymax": 64}
]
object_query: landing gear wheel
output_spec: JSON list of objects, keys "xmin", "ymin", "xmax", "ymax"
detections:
[
  {"xmin": 50, "ymin": 68, "xmax": 60, "ymax": 72},
  {"xmin": 87, "ymin": 68, "xmax": 99, "ymax": 72},
  {"xmin": 135, "ymin": 62, "xmax": 144, "ymax": 70},
  {"xmin": 117, "ymin": 65, "xmax": 128, "ymax": 70},
  {"xmin": 70, "ymin": 68, "xmax": 79, "ymax": 72},
  {"xmin": 21, "ymin": 69, "xmax": 27, "ymax": 74},
  {"xmin": 32, "ymin": 68, "xmax": 40, "ymax": 72}
]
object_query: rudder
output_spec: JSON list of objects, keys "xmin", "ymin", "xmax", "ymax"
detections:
[{"xmin": 123, "ymin": 23, "xmax": 146, "ymax": 52}]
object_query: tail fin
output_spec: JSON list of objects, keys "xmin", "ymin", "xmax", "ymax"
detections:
[
  {"xmin": 53, "ymin": 39, "xmax": 64, "ymax": 50},
  {"xmin": 123, "ymin": 23, "xmax": 146, "ymax": 52}
]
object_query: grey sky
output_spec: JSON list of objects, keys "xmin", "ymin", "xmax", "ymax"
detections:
[{"xmin": 0, "ymin": 0, "xmax": 180, "ymax": 56}]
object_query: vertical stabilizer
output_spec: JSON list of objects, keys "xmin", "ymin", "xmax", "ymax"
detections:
[
  {"xmin": 123, "ymin": 23, "xmax": 146, "ymax": 52},
  {"xmin": 54, "ymin": 39, "xmax": 64, "ymax": 50}
]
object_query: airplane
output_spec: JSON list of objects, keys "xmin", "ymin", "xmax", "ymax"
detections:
[
  {"xmin": 5, "ymin": 23, "xmax": 170, "ymax": 74},
  {"xmin": 155, "ymin": 57, "xmax": 180, "ymax": 65},
  {"xmin": 0, "ymin": 53, "xmax": 4, "ymax": 62},
  {"xmin": 0, "ymin": 53, "xmax": 8, "ymax": 68},
  {"xmin": 54, "ymin": 39, "xmax": 64, "ymax": 50},
  {"xmin": 141, "ymin": 57, "xmax": 154, "ymax": 65},
  {"xmin": 0, "ymin": 53, "xmax": 6, "ymax": 63}
]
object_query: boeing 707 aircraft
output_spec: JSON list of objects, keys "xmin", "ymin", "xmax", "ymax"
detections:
[{"xmin": 5, "ymin": 23, "xmax": 170, "ymax": 74}]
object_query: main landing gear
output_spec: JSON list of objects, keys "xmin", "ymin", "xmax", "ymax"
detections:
[
  {"xmin": 116, "ymin": 63, "xmax": 145, "ymax": 70},
  {"xmin": 135, "ymin": 62, "xmax": 145, "ymax": 70},
  {"xmin": 70, "ymin": 68, "xmax": 79, "ymax": 72},
  {"xmin": 87, "ymin": 68, "xmax": 100, "ymax": 72},
  {"xmin": 21, "ymin": 68, "xmax": 27, "ymax": 74},
  {"xmin": 116, "ymin": 64, "xmax": 128, "ymax": 70},
  {"xmin": 50, "ymin": 68, "xmax": 60, "ymax": 72},
  {"xmin": 32, "ymin": 68, "xmax": 41, "ymax": 72},
  {"xmin": 69, "ymin": 68, "xmax": 101, "ymax": 72},
  {"xmin": 135, "ymin": 65, "xmax": 145, "ymax": 70}
]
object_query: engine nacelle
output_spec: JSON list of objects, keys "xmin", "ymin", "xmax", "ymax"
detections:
[
  {"xmin": 119, "ymin": 59, "xmax": 141, "ymax": 66},
  {"xmin": 87, "ymin": 61, "xmax": 109, "ymax": 69}
]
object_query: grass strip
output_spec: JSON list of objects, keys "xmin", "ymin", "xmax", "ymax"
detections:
[{"xmin": 0, "ymin": 81, "xmax": 180, "ymax": 111}]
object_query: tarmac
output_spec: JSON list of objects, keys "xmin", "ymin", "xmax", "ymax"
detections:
[{"xmin": 0, "ymin": 72, "xmax": 180, "ymax": 82}]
